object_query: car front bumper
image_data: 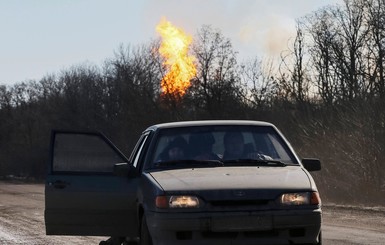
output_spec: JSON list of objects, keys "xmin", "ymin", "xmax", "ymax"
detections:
[{"xmin": 146, "ymin": 209, "xmax": 321, "ymax": 245}]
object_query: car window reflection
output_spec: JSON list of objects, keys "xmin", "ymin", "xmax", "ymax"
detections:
[{"xmin": 150, "ymin": 126, "xmax": 297, "ymax": 169}]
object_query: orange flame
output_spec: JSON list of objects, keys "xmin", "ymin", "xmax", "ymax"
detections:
[{"xmin": 156, "ymin": 18, "xmax": 196, "ymax": 97}]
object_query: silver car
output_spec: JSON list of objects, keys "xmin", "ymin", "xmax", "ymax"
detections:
[{"xmin": 45, "ymin": 120, "xmax": 322, "ymax": 245}]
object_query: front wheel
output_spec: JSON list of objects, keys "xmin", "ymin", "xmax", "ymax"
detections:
[
  {"xmin": 301, "ymin": 231, "xmax": 321, "ymax": 245},
  {"xmin": 140, "ymin": 215, "xmax": 153, "ymax": 245},
  {"xmin": 303, "ymin": 231, "xmax": 322, "ymax": 245}
]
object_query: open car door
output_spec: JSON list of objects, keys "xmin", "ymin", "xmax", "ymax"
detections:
[{"xmin": 45, "ymin": 131, "xmax": 138, "ymax": 237}]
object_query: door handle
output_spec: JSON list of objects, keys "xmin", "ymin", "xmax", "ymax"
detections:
[{"xmin": 49, "ymin": 180, "xmax": 69, "ymax": 189}]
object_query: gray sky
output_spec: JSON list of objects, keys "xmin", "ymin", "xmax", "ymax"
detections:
[{"xmin": 0, "ymin": 0, "xmax": 343, "ymax": 85}]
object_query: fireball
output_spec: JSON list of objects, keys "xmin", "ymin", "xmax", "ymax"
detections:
[{"xmin": 156, "ymin": 18, "xmax": 196, "ymax": 97}]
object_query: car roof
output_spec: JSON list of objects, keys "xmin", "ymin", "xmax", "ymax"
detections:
[{"xmin": 145, "ymin": 120, "xmax": 274, "ymax": 131}]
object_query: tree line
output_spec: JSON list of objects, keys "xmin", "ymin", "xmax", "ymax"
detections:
[{"xmin": 1, "ymin": 0, "xmax": 384, "ymax": 205}]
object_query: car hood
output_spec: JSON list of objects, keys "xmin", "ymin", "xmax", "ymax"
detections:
[{"xmin": 149, "ymin": 166, "xmax": 313, "ymax": 200}]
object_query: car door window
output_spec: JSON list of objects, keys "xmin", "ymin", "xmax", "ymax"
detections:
[{"xmin": 52, "ymin": 132, "xmax": 127, "ymax": 173}]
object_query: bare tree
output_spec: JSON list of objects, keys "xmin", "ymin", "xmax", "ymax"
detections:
[
  {"xmin": 278, "ymin": 23, "xmax": 311, "ymax": 104},
  {"xmin": 306, "ymin": 0, "xmax": 369, "ymax": 102},
  {"xmin": 306, "ymin": 8, "xmax": 340, "ymax": 104},
  {"xmin": 190, "ymin": 25, "xmax": 243, "ymax": 118},
  {"xmin": 365, "ymin": 0, "xmax": 385, "ymax": 98},
  {"xmin": 330, "ymin": 0, "xmax": 368, "ymax": 100},
  {"xmin": 102, "ymin": 42, "xmax": 165, "ymax": 147},
  {"xmin": 239, "ymin": 57, "xmax": 277, "ymax": 110}
]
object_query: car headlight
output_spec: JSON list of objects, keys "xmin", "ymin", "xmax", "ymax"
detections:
[
  {"xmin": 279, "ymin": 192, "xmax": 321, "ymax": 205},
  {"xmin": 156, "ymin": 195, "xmax": 200, "ymax": 208}
]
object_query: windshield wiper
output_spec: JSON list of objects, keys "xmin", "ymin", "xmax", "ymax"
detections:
[
  {"xmin": 153, "ymin": 159, "xmax": 224, "ymax": 169},
  {"xmin": 222, "ymin": 159, "xmax": 288, "ymax": 167}
]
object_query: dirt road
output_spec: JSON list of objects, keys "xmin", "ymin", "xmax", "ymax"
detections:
[{"xmin": 0, "ymin": 181, "xmax": 384, "ymax": 244}]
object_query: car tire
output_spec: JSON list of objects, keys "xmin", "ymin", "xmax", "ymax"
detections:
[
  {"xmin": 140, "ymin": 215, "xmax": 153, "ymax": 245},
  {"xmin": 302, "ymin": 231, "xmax": 322, "ymax": 245}
]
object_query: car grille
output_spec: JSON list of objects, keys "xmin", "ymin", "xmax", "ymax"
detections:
[
  {"xmin": 209, "ymin": 200, "xmax": 270, "ymax": 207},
  {"xmin": 202, "ymin": 230, "xmax": 279, "ymax": 239}
]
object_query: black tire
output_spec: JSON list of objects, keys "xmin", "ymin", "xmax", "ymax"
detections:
[
  {"xmin": 140, "ymin": 215, "xmax": 153, "ymax": 245},
  {"xmin": 301, "ymin": 231, "xmax": 321, "ymax": 245}
]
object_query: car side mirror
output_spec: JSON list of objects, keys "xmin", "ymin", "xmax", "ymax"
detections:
[
  {"xmin": 302, "ymin": 158, "xmax": 321, "ymax": 171},
  {"xmin": 114, "ymin": 162, "xmax": 134, "ymax": 177}
]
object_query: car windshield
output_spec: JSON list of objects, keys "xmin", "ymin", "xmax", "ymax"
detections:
[{"xmin": 148, "ymin": 125, "xmax": 298, "ymax": 170}]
